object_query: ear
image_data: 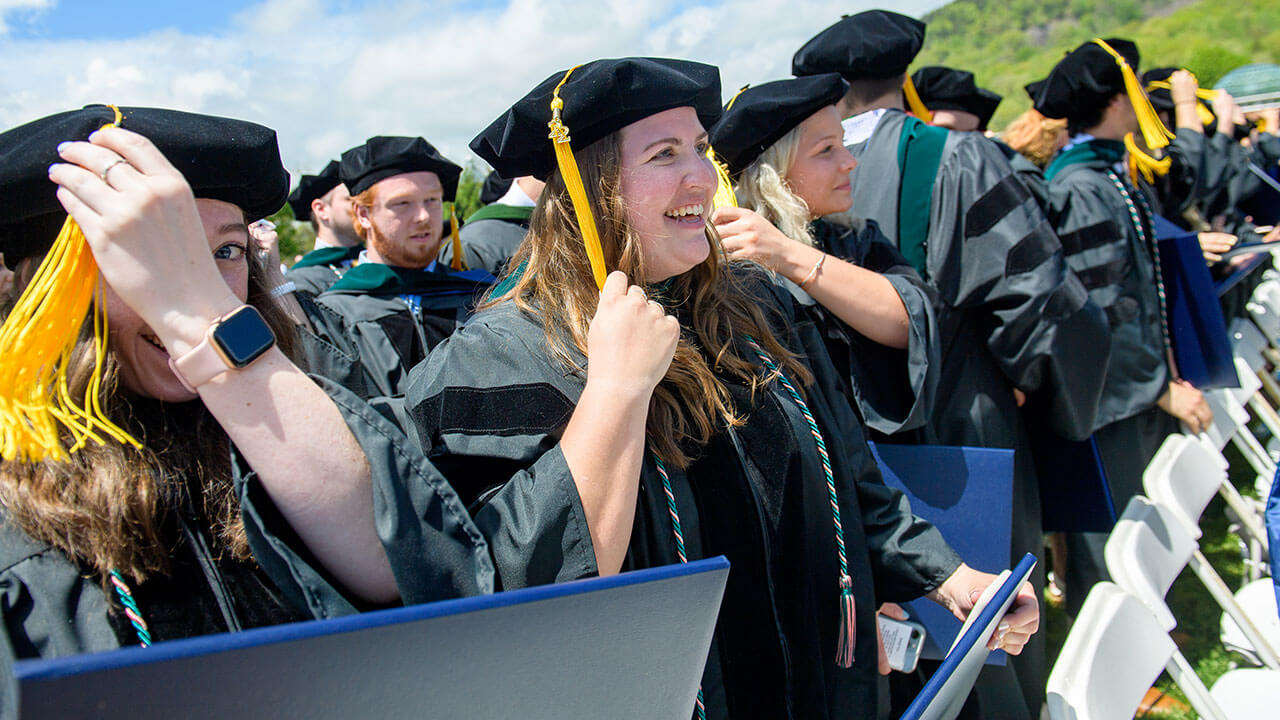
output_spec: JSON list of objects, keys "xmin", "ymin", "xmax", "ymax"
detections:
[
  {"xmin": 354, "ymin": 203, "xmax": 372, "ymax": 229},
  {"xmin": 311, "ymin": 198, "xmax": 328, "ymax": 223}
]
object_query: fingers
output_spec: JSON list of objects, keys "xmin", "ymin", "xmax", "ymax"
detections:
[
  {"xmin": 875, "ymin": 612, "xmax": 891, "ymax": 675},
  {"xmin": 600, "ymin": 269, "xmax": 629, "ymax": 298},
  {"xmin": 878, "ymin": 602, "xmax": 907, "ymax": 621},
  {"xmin": 711, "ymin": 205, "xmax": 745, "ymax": 225},
  {"xmin": 53, "ymin": 185, "xmax": 103, "ymax": 236},
  {"xmin": 88, "ymin": 126, "xmax": 178, "ymax": 177}
]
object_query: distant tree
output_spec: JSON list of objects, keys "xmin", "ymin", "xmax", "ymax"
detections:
[
  {"xmin": 455, "ymin": 163, "xmax": 486, "ymax": 221},
  {"xmin": 266, "ymin": 203, "xmax": 315, "ymax": 268},
  {"xmin": 1187, "ymin": 45, "xmax": 1252, "ymax": 88}
]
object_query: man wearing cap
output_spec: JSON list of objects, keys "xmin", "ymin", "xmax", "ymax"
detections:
[
  {"xmin": 1036, "ymin": 39, "xmax": 1217, "ymax": 619},
  {"xmin": 311, "ymin": 136, "xmax": 493, "ymax": 398},
  {"xmin": 438, "ymin": 173, "xmax": 544, "ymax": 276},
  {"xmin": 794, "ymin": 11, "xmax": 1112, "ymax": 718},
  {"xmin": 285, "ymin": 159, "xmax": 362, "ymax": 300}
]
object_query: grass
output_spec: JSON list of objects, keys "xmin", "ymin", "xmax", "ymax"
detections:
[{"xmin": 1041, "ymin": 441, "xmax": 1264, "ymax": 720}]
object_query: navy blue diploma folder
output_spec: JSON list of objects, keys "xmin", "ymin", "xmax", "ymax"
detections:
[
  {"xmin": 870, "ymin": 443, "xmax": 1013, "ymax": 664},
  {"xmin": 900, "ymin": 553, "xmax": 1038, "ymax": 720},
  {"xmin": 14, "ymin": 557, "xmax": 729, "ymax": 719}
]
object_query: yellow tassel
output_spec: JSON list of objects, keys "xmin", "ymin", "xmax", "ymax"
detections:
[
  {"xmin": 547, "ymin": 66, "xmax": 608, "ymax": 291},
  {"xmin": 1125, "ymin": 135, "xmax": 1173, "ymax": 184},
  {"xmin": 1144, "ymin": 78, "xmax": 1219, "ymax": 127},
  {"xmin": 707, "ymin": 149, "xmax": 738, "ymax": 210},
  {"xmin": 0, "ymin": 105, "xmax": 142, "ymax": 462},
  {"xmin": 1092, "ymin": 39, "xmax": 1175, "ymax": 184},
  {"xmin": 902, "ymin": 74, "xmax": 933, "ymax": 124},
  {"xmin": 447, "ymin": 203, "xmax": 465, "ymax": 271}
]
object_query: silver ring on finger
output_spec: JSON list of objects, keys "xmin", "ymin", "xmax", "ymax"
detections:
[{"xmin": 100, "ymin": 158, "xmax": 130, "ymax": 183}]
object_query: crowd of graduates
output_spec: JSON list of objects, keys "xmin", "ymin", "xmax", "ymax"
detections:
[{"xmin": 0, "ymin": 7, "xmax": 1277, "ymax": 719}]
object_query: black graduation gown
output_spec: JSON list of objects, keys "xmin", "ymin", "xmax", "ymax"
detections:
[
  {"xmin": 402, "ymin": 266, "xmax": 962, "ymax": 720},
  {"xmin": 309, "ymin": 262, "xmax": 493, "ymax": 398},
  {"xmin": 0, "ymin": 376, "xmax": 506, "ymax": 662},
  {"xmin": 437, "ymin": 204, "xmax": 532, "ymax": 276},
  {"xmin": 846, "ymin": 109, "xmax": 1111, "ymax": 719},
  {"xmin": 1045, "ymin": 143, "xmax": 1179, "ymax": 616},
  {"xmin": 783, "ymin": 217, "xmax": 938, "ymax": 436}
]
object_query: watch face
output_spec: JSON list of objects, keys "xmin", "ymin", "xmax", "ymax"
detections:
[{"xmin": 211, "ymin": 306, "xmax": 276, "ymax": 367}]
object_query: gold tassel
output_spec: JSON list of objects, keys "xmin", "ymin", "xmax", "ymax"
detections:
[
  {"xmin": 902, "ymin": 74, "xmax": 933, "ymax": 124},
  {"xmin": 447, "ymin": 203, "xmax": 465, "ymax": 271},
  {"xmin": 1092, "ymin": 39, "xmax": 1175, "ymax": 184},
  {"xmin": 547, "ymin": 66, "xmax": 608, "ymax": 291},
  {"xmin": 707, "ymin": 149, "xmax": 738, "ymax": 210},
  {"xmin": 0, "ymin": 105, "xmax": 142, "ymax": 461},
  {"xmin": 1144, "ymin": 77, "xmax": 1220, "ymax": 127}
]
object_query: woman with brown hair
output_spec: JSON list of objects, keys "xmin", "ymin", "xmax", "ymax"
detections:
[
  {"xmin": 0, "ymin": 106, "xmax": 491, "ymax": 659},
  {"xmin": 404, "ymin": 58, "xmax": 1038, "ymax": 718}
]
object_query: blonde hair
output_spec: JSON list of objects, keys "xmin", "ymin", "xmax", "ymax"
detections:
[
  {"xmin": 733, "ymin": 122, "xmax": 817, "ymax": 245},
  {"xmin": 0, "ymin": 238, "xmax": 299, "ymax": 584},
  {"xmin": 486, "ymin": 131, "xmax": 811, "ymax": 468},
  {"xmin": 1000, "ymin": 109, "xmax": 1068, "ymax": 169}
]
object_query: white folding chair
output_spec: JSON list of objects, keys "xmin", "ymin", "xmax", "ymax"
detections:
[
  {"xmin": 1105, "ymin": 496, "xmax": 1280, "ymax": 668},
  {"xmin": 1145, "ymin": 431, "xmax": 1271, "ymax": 584},
  {"xmin": 1046, "ymin": 582, "xmax": 1280, "ymax": 720},
  {"xmin": 1220, "ymin": 577, "xmax": 1280, "ymax": 667}
]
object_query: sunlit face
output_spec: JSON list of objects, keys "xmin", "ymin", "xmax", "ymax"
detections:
[
  {"xmin": 357, "ymin": 171, "xmax": 444, "ymax": 269},
  {"xmin": 617, "ymin": 106, "xmax": 716, "ymax": 283},
  {"xmin": 930, "ymin": 109, "xmax": 982, "ymax": 132},
  {"xmin": 784, "ymin": 105, "xmax": 857, "ymax": 218},
  {"xmin": 107, "ymin": 198, "xmax": 251, "ymax": 402}
]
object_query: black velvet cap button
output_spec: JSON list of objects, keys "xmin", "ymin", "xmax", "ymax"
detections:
[
  {"xmin": 470, "ymin": 57, "xmax": 723, "ymax": 181},
  {"xmin": 708, "ymin": 74, "xmax": 849, "ymax": 176},
  {"xmin": 287, "ymin": 159, "xmax": 341, "ymax": 221},
  {"xmin": 911, "ymin": 66, "xmax": 1002, "ymax": 130},
  {"xmin": 1034, "ymin": 38, "xmax": 1141, "ymax": 121},
  {"xmin": 0, "ymin": 104, "xmax": 289, "ymax": 262},
  {"xmin": 792, "ymin": 10, "xmax": 925, "ymax": 81},
  {"xmin": 339, "ymin": 136, "xmax": 461, "ymax": 199}
]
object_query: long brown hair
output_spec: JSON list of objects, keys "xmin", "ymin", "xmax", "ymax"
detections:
[
  {"xmin": 486, "ymin": 129, "xmax": 811, "ymax": 468},
  {"xmin": 0, "ymin": 234, "xmax": 299, "ymax": 584}
]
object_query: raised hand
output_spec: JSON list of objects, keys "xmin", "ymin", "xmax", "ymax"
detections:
[{"xmin": 586, "ymin": 270, "xmax": 681, "ymax": 397}]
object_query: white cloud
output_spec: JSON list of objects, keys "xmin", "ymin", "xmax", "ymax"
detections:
[
  {"xmin": 0, "ymin": 0, "xmax": 949, "ymax": 179},
  {"xmin": 0, "ymin": 0, "xmax": 52, "ymax": 34}
]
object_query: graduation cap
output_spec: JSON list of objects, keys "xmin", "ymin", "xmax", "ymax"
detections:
[
  {"xmin": 708, "ymin": 74, "xmax": 849, "ymax": 176},
  {"xmin": 1143, "ymin": 67, "xmax": 1218, "ymax": 126},
  {"xmin": 1023, "ymin": 78, "xmax": 1047, "ymax": 102},
  {"xmin": 479, "ymin": 171, "xmax": 513, "ymax": 206},
  {"xmin": 0, "ymin": 105, "xmax": 289, "ymax": 264},
  {"xmin": 1035, "ymin": 38, "xmax": 1174, "ymax": 183},
  {"xmin": 340, "ymin": 136, "xmax": 467, "ymax": 269},
  {"xmin": 792, "ymin": 11, "xmax": 933, "ymax": 122},
  {"xmin": 911, "ymin": 66, "xmax": 1002, "ymax": 130},
  {"xmin": 339, "ymin": 136, "xmax": 462, "ymax": 200},
  {"xmin": 0, "ymin": 105, "xmax": 289, "ymax": 461},
  {"xmin": 287, "ymin": 160, "xmax": 341, "ymax": 222},
  {"xmin": 471, "ymin": 57, "xmax": 722, "ymax": 289}
]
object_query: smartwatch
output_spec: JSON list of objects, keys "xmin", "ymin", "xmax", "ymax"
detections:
[{"xmin": 169, "ymin": 305, "xmax": 277, "ymax": 392}]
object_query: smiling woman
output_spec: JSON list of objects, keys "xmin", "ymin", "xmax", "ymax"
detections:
[{"xmin": 404, "ymin": 57, "xmax": 1039, "ymax": 720}]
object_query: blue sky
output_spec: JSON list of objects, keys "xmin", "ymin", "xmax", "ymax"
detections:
[
  {"xmin": 3, "ymin": 0, "xmax": 262, "ymax": 39},
  {"xmin": 0, "ymin": 0, "xmax": 950, "ymax": 174}
]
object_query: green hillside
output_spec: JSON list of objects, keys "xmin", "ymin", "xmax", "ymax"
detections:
[{"xmin": 915, "ymin": 0, "xmax": 1280, "ymax": 130}]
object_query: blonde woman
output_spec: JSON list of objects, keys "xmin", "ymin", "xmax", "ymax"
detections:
[{"xmin": 709, "ymin": 74, "xmax": 937, "ymax": 434}]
